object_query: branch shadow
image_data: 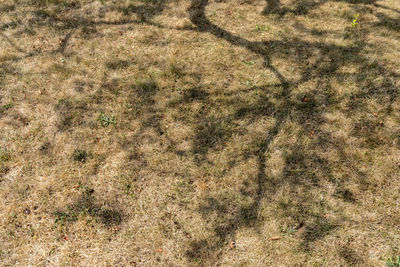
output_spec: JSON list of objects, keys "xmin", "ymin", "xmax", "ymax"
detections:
[
  {"xmin": 182, "ymin": 0, "xmax": 399, "ymax": 264},
  {"xmin": 1, "ymin": 0, "xmax": 399, "ymax": 265}
]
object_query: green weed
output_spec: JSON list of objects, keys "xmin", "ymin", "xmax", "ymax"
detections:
[
  {"xmin": 97, "ymin": 113, "xmax": 116, "ymax": 127},
  {"xmin": 387, "ymin": 256, "xmax": 400, "ymax": 267},
  {"xmin": 254, "ymin": 24, "xmax": 270, "ymax": 32},
  {"xmin": 2, "ymin": 104, "xmax": 13, "ymax": 110},
  {"xmin": 0, "ymin": 104, "xmax": 13, "ymax": 116},
  {"xmin": 352, "ymin": 13, "xmax": 359, "ymax": 27},
  {"xmin": 242, "ymin": 60, "xmax": 255, "ymax": 65}
]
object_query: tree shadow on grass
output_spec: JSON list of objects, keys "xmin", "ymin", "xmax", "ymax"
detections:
[
  {"xmin": 0, "ymin": 0, "xmax": 170, "ymax": 62},
  {"xmin": 0, "ymin": 0, "xmax": 397, "ymax": 64},
  {"xmin": 262, "ymin": 0, "xmax": 399, "ymax": 16},
  {"xmin": 116, "ymin": 0, "xmax": 170, "ymax": 23},
  {"xmin": 54, "ymin": 187, "xmax": 123, "ymax": 228},
  {"xmin": 1, "ymin": 0, "xmax": 399, "ymax": 265},
  {"xmin": 182, "ymin": 0, "xmax": 400, "ymax": 265}
]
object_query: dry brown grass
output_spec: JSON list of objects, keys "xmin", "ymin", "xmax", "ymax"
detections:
[{"xmin": 1, "ymin": 0, "xmax": 400, "ymax": 266}]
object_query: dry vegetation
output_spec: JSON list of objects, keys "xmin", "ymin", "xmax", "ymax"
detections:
[{"xmin": 1, "ymin": 0, "xmax": 400, "ymax": 266}]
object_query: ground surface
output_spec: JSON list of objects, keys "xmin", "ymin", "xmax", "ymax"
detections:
[{"xmin": 0, "ymin": 0, "xmax": 400, "ymax": 266}]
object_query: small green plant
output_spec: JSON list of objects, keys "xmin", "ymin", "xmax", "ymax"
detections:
[
  {"xmin": 254, "ymin": 24, "xmax": 270, "ymax": 32},
  {"xmin": 352, "ymin": 13, "xmax": 360, "ymax": 27},
  {"xmin": 72, "ymin": 149, "xmax": 87, "ymax": 163},
  {"xmin": 245, "ymin": 79, "xmax": 256, "ymax": 88},
  {"xmin": 97, "ymin": 113, "xmax": 116, "ymax": 127},
  {"xmin": 386, "ymin": 256, "xmax": 400, "ymax": 267},
  {"xmin": 242, "ymin": 60, "xmax": 255, "ymax": 65},
  {"xmin": 0, "ymin": 104, "xmax": 13, "ymax": 116},
  {"xmin": 2, "ymin": 103, "xmax": 13, "ymax": 110}
]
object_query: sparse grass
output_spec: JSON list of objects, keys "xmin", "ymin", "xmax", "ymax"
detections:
[
  {"xmin": 0, "ymin": 0, "xmax": 399, "ymax": 266},
  {"xmin": 387, "ymin": 256, "xmax": 400, "ymax": 267}
]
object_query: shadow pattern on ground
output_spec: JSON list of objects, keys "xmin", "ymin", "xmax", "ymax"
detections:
[{"xmin": 1, "ymin": 0, "xmax": 399, "ymax": 265}]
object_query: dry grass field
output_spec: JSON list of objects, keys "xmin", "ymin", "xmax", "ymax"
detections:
[{"xmin": 1, "ymin": 0, "xmax": 400, "ymax": 266}]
